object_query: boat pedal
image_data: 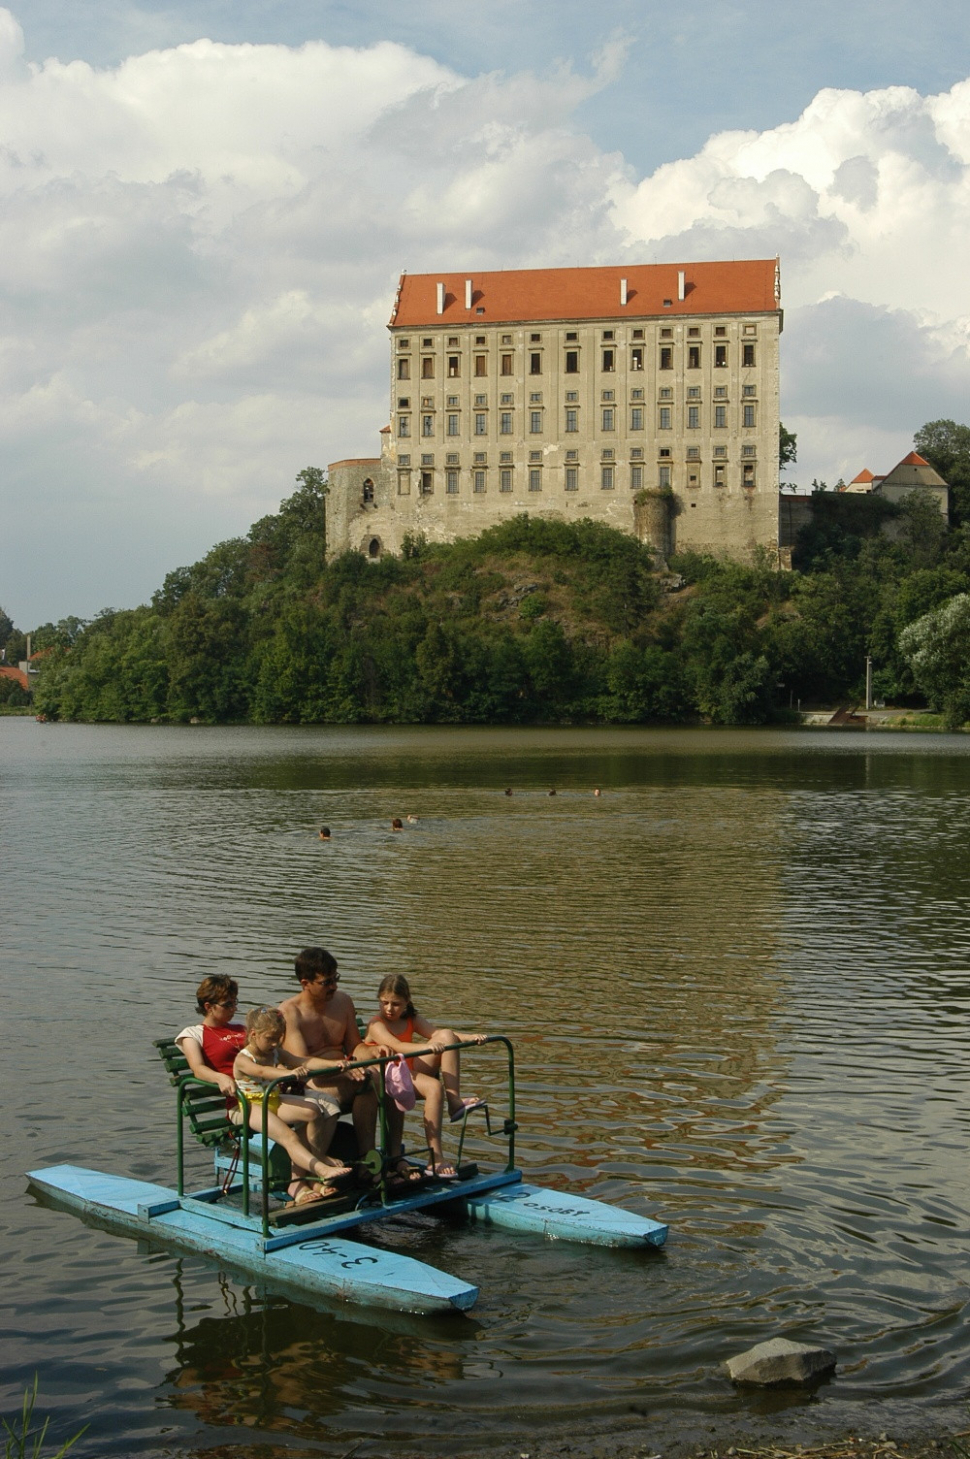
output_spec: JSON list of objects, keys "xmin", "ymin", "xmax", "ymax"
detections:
[{"xmin": 457, "ymin": 1163, "xmax": 479, "ymax": 1181}]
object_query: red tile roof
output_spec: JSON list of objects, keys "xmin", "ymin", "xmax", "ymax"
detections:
[
  {"xmin": 850, "ymin": 468, "xmax": 875, "ymax": 484},
  {"xmin": 898, "ymin": 451, "xmax": 929, "ymax": 467},
  {"xmin": 390, "ymin": 260, "xmax": 780, "ymax": 328},
  {"xmin": 0, "ymin": 665, "xmax": 29, "ymax": 690}
]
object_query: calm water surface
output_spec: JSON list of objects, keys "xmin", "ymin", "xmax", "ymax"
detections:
[{"xmin": 3, "ymin": 719, "xmax": 970, "ymax": 1456}]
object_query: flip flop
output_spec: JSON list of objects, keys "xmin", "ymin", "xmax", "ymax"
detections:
[
  {"xmin": 424, "ymin": 1163, "xmax": 459, "ymax": 1180},
  {"xmin": 448, "ymin": 1097, "xmax": 487, "ymax": 1123},
  {"xmin": 288, "ymin": 1181, "xmax": 337, "ymax": 1206}
]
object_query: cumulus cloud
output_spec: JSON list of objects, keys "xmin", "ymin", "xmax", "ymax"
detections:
[{"xmin": 2, "ymin": 4, "xmax": 970, "ymax": 620}]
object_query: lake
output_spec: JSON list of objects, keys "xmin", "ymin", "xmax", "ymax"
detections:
[{"xmin": 3, "ymin": 717, "xmax": 970, "ymax": 1457}]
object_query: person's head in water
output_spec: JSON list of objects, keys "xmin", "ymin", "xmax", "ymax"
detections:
[
  {"xmin": 391, "ymin": 817, "xmax": 403, "ymax": 831},
  {"xmin": 319, "ymin": 827, "xmax": 331, "ymax": 840}
]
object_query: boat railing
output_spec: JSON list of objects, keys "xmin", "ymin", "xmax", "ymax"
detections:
[{"xmin": 174, "ymin": 1035, "xmax": 516, "ymax": 1240}]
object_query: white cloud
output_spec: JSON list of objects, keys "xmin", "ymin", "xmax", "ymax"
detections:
[{"xmin": 2, "ymin": 6, "xmax": 970, "ymax": 622}]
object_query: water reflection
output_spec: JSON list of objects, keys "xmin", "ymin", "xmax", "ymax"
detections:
[{"xmin": 5, "ymin": 721, "xmax": 970, "ymax": 1454}]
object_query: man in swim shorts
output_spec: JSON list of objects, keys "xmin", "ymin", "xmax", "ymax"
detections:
[{"xmin": 279, "ymin": 947, "xmax": 400, "ymax": 1162}]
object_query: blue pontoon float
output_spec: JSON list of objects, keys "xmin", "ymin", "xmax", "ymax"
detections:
[{"xmin": 28, "ymin": 1036, "xmax": 667, "ymax": 1315}]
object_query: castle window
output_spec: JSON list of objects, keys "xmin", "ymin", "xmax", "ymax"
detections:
[
  {"xmin": 475, "ymin": 335, "xmax": 485, "ymax": 345},
  {"xmin": 631, "ymin": 388, "xmax": 644, "ymax": 400},
  {"xmin": 713, "ymin": 445, "xmax": 727, "ymax": 459},
  {"xmin": 501, "ymin": 353, "xmax": 513, "ymax": 375},
  {"xmin": 601, "ymin": 465, "xmax": 615, "ymax": 490},
  {"xmin": 715, "ymin": 326, "xmax": 726, "ymax": 337},
  {"xmin": 631, "ymin": 464, "xmax": 643, "ymax": 490},
  {"xmin": 714, "ymin": 344, "xmax": 727, "ymax": 367},
  {"xmin": 422, "ymin": 415, "xmax": 434, "ymax": 437},
  {"xmin": 421, "ymin": 453, "xmax": 434, "ymax": 466},
  {"xmin": 447, "ymin": 336, "xmax": 459, "ymax": 346},
  {"xmin": 530, "ymin": 410, "xmax": 542, "ymax": 433},
  {"xmin": 565, "ymin": 408, "xmax": 578, "ymax": 433},
  {"xmin": 688, "ymin": 471, "xmax": 699, "ymax": 487},
  {"xmin": 368, "ymin": 537, "xmax": 381, "ymax": 557},
  {"xmin": 500, "ymin": 412, "xmax": 513, "ymax": 434},
  {"xmin": 398, "ymin": 415, "xmax": 410, "ymax": 437},
  {"xmin": 474, "ymin": 413, "xmax": 487, "ymax": 435},
  {"xmin": 659, "ymin": 387, "xmax": 672, "ymax": 400},
  {"xmin": 565, "ymin": 390, "xmax": 579, "ymax": 402},
  {"xmin": 475, "ymin": 355, "xmax": 487, "ymax": 377},
  {"xmin": 630, "ymin": 407, "xmax": 643, "ymax": 431},
  {"xmin": 528, "ymin": 468, "xmax": 542, "ymax": 491},
  {"xmin": 501, "ymin": 334, "xmax": 512, "ymax": 345},
  {"xmin": 398, "ymin": 339, "xmax": 410, "ymax": 349},
  {"xmin": 474, "ymin": 470, "xmax": 487, "ymax": 493},
  {"xmin": 530, "ymin": 352, "xmax": 542, "ymax": 375},
  {"xmin": 714, "ymin": 386, "xmax": 727, "ymax": 399},
  {"xmin": 687, "ymin": 446, "xmax": 700, "ymax": 461},
  {"xmin": 474, "ymin": 452, "xmax": 487, "ymax": 464},
  {"xmin": 688, "ymin": 346, "xmax": 701, "ymax": 369},
  {"xmin": 602, "ymin": 407, "xmax": 615, "ymax": 431},
  {"xmin": 687, "ymin": 405, "xmax": 700, "ymax": 429},
  {"xmin": 422, "ymin": 396, "xmax": 434, "ymax": 407},
  {"xmin": 530, "ymin": 392, "xmax": 542, "ymax": 403},
  {"xmin": 743, "ymin": 463, "xmax": 756, "ymax": 487},
  {"xmin": 742, "ymin": 343, "xmax": 756, "ymax": 367},
  {"xmin": 420, "ymin": 471, "xmax": 433, "ymax": 494},
  {"xmin": 601, "ymin": 448, "xmax": 614, "ymax": 459},
  {"xmin": 658, "ymin": 465, "xmax": 671, "ymax": 488},
  {"xmin": 659, "ymin": 447, "xmax": 671, "ymax": 458},
  {"xmin": 422, "ymin": 338, "xmax": 432, "ymax": 347},
  {"xmin": 398, "ymin": 397, "xmax": 410, "ymax": 409},
  {"xmin": 688, "ymin": 327, "xmax": 700, "ymax": 338},
  {"xmin": 500, "ymin": 468, "xmax": 513, "ymax": 492},
  {"xmin": 447, "ymin": 414, "xmax": 460, "ymax": 436},
  {"xmin": 743, "ymin": 323, "xmax": 757, "ymax": 335},
  {"xmin": 565, "ymin": 466, "xmax": 579, "ymax": 491},
  {"xmin": 362, "ymin": 478, "xmax": 375, "ymax": 502},
  {"xmin": 743, "ymin": 384, "xmax": 757, "ymax": 397},
  {"xmin": 660, "ymin": 347, "xmax": 673, "ymax": 370},
  {"xmin": 446, "ymin": 469, "xmax": 459, "ymax": 494},
  {"xmin": 602, "ymin": 348, "xmax": 615, "ymax": 372},
  {"xmin": 633, "ymin": 328, "xmax": 644, "ymax": 340},
  {"xmin": 446, "ymin": 452, "xmax": 459, "ymax": 464},
  {"xmin": 398, "ymin": 454, "xmax": 410, "ymax": 466},
  {"xmin": 530, "ymin": 333, "xmax": 541, "ymax": 342},
  {"xmin": 565, "ymin": 449, "xmax": 578, "ymax": 461},
  {"xmin": 659, "ymin": 406, "xmax": 672, "ymax": 430},
  {"xmin": 529, "ymin": 449, "xmax": 543, "ymax": 462},
  {"xmin": 687, "ymin": 386, "xmax": 701, "ymax": 400},
  {"xmin": 566, "ymin": 331, "xmax": 578, "ymax": 341},
  {"xmin": 447, "ymin": 395, "xmax": 459, "ymax": 407},
  {"xmin": 743, "ymin": 404, "xmax": 756, "ymax": 428},
  {"xmin": 565, "ymin": 350, "xmax": 579, "ymax": 373},
  {"xmin": 422, "ymin": 357, "xmax": 434, "ymax": 378},
  {"xmin": 500, "ymin": 451, "xmax": 513, "ymax": 463},
  {"xmin": 475, "ymin": 393, "xmax": 487, "ymax": 405},
  {"xmin": 714, "ymin": 405, "xmax": 727, "ymax": 428},
  {"xmin": 602, "ymin": 389, "xmax": 615, "ymax": 401},
  {"xmin": 742, "ymin": 444, "xmax": 757, "ymax": 458},
  {"xmin": 631, "ymin": 347, "xmax": 643, "ymax": 370},
  {"xmin": 397, "ymin": 358, "xmax": 410, "ymax": 379},
  {"xmin": 714, "ymin": 464, "xmax": 726, "ymax": 488},
  {"xmin": 448, "ymin": 356, "xmax": 460, "ymax": 377},
  {"xmin": 631, "ymin": 447, "xmax": 643, "ymax": 459},
  {"xmin": 603, "ymin": 330, "xmax": 615, "ymax": 341},
  {"xmin": 661, "ymin": 327, "xmax": 672, "ymax": 338}
]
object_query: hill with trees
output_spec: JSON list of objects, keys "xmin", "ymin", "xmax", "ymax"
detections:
[{"xmin": 12, "ymin": 424, "xmax": 970, "ymax": 728}]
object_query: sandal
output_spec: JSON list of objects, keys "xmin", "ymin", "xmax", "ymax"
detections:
[
  {"xmin": 388, "ymin": 1158, "xmax": 423, "ymax": 1186},
  {"xmin": 287, "ymin": 1180, "xmax": 338, "ymax": 1207},
  {"xmin": 424, "ymin": 1162, "xmax": 459, "ymax": 1180},
  {"xmin": 448, "ymin": 1097, "xmax": 487, "ymax": 1123}
]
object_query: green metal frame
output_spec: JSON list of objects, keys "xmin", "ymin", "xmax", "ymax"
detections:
[{"xmin": 167, "ymin": 1034, "xmax": 517, "ymax": 1241}]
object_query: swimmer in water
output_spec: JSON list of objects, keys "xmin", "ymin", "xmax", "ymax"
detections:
[
  {"xmin": 391, "ymin": 817, "xmax": 403, "ymax": 831},
  {"xmin": 319, "ymin": 827, "xmax": 331, "ymax": 840}
]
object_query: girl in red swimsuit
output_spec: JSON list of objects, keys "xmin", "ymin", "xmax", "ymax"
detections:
[{"xmin": 365, "ymin": 974, "xmax": 487, "ymax": 1179}]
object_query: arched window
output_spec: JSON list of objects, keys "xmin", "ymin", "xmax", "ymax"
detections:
[
  {"xmin": 362, "ymin": 478, "xmax": 375, "ymax": 503},
  {"xmin": 368, "ymin": 538, "xmax": 381, "ymax": 559}
]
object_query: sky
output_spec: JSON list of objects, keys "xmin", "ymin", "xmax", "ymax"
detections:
[{"xmin": 3, "ymin": 1, "xmax": 970, "ymax": 626}]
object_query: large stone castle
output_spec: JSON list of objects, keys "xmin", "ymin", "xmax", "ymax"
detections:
[{"xmin": 327, "ymin": 260, "xmax": 782, "ymax": 563}]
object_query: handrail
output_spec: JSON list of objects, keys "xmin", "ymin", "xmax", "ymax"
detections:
[{"xmin": 174, "ymin": 1035, "xmax": 516, "ymax": 1240}]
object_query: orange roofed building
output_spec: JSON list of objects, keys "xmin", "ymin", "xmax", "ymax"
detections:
[
  {"xmin": 843, "ymin": 453, "xmax": 948, "ymax": 515},
  {"xmin": 327, "ymin": 260, "xmax": 783, "ymax": 563}
]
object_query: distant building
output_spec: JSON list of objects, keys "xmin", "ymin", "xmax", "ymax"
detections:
[
  {"xmin": 327, "ymin": 260, "xmax": 783, "ymax": 564},
  {"xmin": 844, "ymin": 452, "xmax": 948, "ymax": 515}
]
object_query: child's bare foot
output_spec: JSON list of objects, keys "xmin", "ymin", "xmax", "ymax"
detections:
[{"xmin": 448, "ymin": 1096, "xmax": 487, "ymax": 1123}]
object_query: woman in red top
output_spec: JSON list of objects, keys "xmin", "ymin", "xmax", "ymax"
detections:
[{"xmin": 175, "ymin": 975, "xmax": 247, "ymax": 1097}]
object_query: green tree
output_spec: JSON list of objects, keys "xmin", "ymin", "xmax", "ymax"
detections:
[{"xmin": 899, "ymin": 593, "xmax": 970, "ymax": 726}]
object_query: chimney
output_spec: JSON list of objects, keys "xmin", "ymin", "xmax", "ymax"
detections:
[
  {"xmin": 677, "ymin": 270, "xmax": 686, "ymax": 301},
  {"xmin": 465, "ymin": 279, "xmax": 473, "ymax": 309},
  {"xmin": 620, "ymin": 278, "xmax": 628, "ymax": 306},
  {"xmin": 436, "ymin": 282, "xmax": 445, "ymax": 315}
]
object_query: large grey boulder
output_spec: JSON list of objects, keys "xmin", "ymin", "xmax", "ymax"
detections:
[{"xmin": 726, "ymin": 1337, "xmax": 836, "ymax": 1386}]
